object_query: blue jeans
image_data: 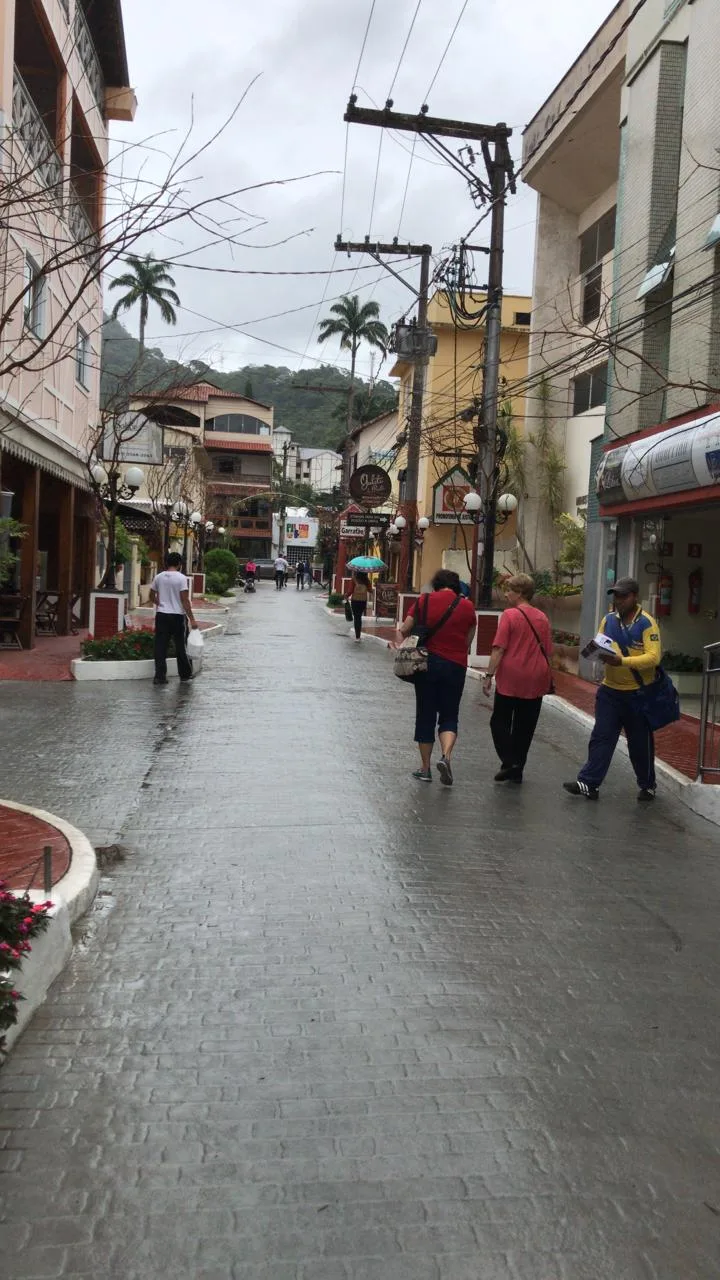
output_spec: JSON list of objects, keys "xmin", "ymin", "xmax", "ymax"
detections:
[
  {"xmin": 578, "ymin": 684, "xmax": 656, "ymax": 791},
  {"xmin": 414, "ymin": 653, "xmax": 467, "ymax": 742}
]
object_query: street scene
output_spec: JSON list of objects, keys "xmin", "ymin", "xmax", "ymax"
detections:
[
  {"xmin": 3, "ymin": 0, "xmax": 720, "ymax": 1275},
  {"xmin": 3, "ymin": 587, "xmax": 720, "ymax": 1279}
]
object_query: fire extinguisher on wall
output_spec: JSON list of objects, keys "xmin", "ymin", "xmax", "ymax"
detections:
[
  {"xmin": 688, "ymin": 567, "xmax": 702, "ymax": 615},
  {"xmin": 657, "ymin": 571, "xmax": 673, "ymax": 616}
]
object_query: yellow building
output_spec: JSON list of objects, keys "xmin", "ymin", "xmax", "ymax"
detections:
[{"xmin": 390, "ymin": 290, "xmax": 531, "ymax": 588}]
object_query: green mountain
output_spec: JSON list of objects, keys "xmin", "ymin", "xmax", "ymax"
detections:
[{"xmin": 101, "ymin": 317, "xmax": 398, "ymax": 451}]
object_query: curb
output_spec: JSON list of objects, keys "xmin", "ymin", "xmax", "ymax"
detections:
[
  {"xmin": 1, "ymin": 802, "xmax": 98, "ymax": 1055},
  {"xmin": 0, "ymin": 800, "xmax": 99, "ymax": 924}
]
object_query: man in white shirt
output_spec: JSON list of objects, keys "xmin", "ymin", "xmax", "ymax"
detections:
[
  {"xmin": 274, "ymin": 555, "xmax": 289, "ymax": 591},
  {"xmin": 150, "ymin": 552, "xmax": 198, "ymax": 685}
]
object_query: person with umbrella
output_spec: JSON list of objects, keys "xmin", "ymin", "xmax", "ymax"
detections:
[{"xmin": 345, "ymin": 556, "xmax": 384, "ymax": 642}]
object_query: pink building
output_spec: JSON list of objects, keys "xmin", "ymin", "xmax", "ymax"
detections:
[{"xmin": 0, "ymin": 0, "xmax": 135, "ymax": 648}]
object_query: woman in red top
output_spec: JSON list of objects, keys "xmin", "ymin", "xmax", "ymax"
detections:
[
  {"xmin": 483, "ymin": 573, "xmax": 553, "ymax": 783},
  {"xmin": 395, "ymin": 569, "xmax": 477, "ymax": 786}
]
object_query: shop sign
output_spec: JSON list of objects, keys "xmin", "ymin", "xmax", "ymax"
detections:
[
  {"xmin": 349, "ymin": 464, "xmax": 392, "ymax": 506},
  {"xmin": 375, "ymin": 583, "xmax": 399, "ymax": 618},
  {"xmin": 597, "ymin": 410, "xmax": 720, "ymax": 505},
  {"xmin": 102, "ymin": 414, "xmax": 164, "ymax": 466},
  {"xmin": 340, "ymin": 524, "xmax": 366, "ymax": 538},
  {"xmin": 285, "ymin": 518, "xmax": 318, "ymax": 545},
  {"xmin": 432, "ymin": 467, "xmax": 474, "ymax": 524},
  {"xmin": 339, "ymin": 511, "xmax": 390, "ymax": 528}
]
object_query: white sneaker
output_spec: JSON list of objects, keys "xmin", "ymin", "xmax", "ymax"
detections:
[{"xmin": 355, "ymin": 636, "xmax": 361, "ymax": 642}]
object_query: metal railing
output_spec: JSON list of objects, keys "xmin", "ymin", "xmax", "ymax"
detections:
[
  {"xmin": 67, "ymin": 181, "xmax": 99, "ymax": 248},
  {"xmin": 74, "ymin": 2, "xmax": 104, "ymax": 109},
  {"xmin": 12, "ymin": 70, "xmax": 63, "ymax": 202},
  {"xmin": 697, "ymin": 642, "xmax": 720, "ymax": 779}
]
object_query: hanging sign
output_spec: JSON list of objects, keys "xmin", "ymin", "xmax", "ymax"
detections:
[
  {"xmin": 597, "ymin": 410, "xmax": 720, "ymax": 505},
  {"xmin": 432, "ymin": 467, "xmax": 474, "ymax": 524},
  {"xmin": 348, "ymin": 464, "xmax": 392, "ymax": 506}
]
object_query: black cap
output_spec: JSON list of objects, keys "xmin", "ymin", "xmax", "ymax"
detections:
[{"xmin": 608, "ymin": 576, "xmax": 639, "ymax": 596}]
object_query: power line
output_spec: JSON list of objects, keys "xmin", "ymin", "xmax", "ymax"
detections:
[{"xmin": 423, "ymin": 0, "xmax": 472, "ymax": 102}]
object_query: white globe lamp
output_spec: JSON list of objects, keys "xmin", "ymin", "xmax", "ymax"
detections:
[
  {"xmin": 394, "ymin": 514, "xmax": 407, "ymax": 530},
  {"xmin": 190, "ymin": 510, "xmax": 202, "ymax": 526},
  {"xmin": 91, "ymin": 463, "xmax": 108, "ymax": 485},
  {"xmin": 497, "ymin": 493, "xmax": 518, "ymax": 514},
  {"xmin": 463, "ymin": 491, "xmax": 483, "ymax": 514},
  {"xmin": 124, "ymin": 465, "xmax": 145, "ymax": 492},
  {"xmin": 205, "ymin": 521, "xmax": 214, "ymax": 533},
  {"xmin": 417, "ymin": 516, "xmax": 430, "ymax": 532}
]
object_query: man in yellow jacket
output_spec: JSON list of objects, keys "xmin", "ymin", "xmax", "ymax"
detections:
[{"xmin": 564, "ymin": 576, "xmax": 661, "ymax": 802}]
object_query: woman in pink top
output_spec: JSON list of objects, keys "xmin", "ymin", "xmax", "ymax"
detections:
[{"xmin": 482, "ymin": 573, "xmax": 553, "ymax": 784}]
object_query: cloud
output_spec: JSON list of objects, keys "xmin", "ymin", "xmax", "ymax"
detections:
[{"xmin": 110, "ymin": 0, "xmax": 618, "ymax": 377}]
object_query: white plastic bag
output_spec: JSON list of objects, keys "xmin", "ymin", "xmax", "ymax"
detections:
[{"xmin": 187, "ymin": 628, "xmax": 204, "ymax": 657}]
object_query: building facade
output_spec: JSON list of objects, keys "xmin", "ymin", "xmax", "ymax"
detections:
[
  {"xmin": 134, "ymin": 383, "xmax": 275, "ymax": 560},
  {"xmin": 524, "ymin": 0, "xmax": 720, "ymax": 673},
  {"xmin": 0, "ymin": 0, "xmax": 135, "ymax": 645},
  {"xmin": 390, "ymin": 291, "xmax": 531, "ymax": 589}
]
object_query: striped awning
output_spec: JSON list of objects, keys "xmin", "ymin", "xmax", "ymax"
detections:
[{"xmin": 0, "ymin": 435, "xmax": 91, "ymax": 492}]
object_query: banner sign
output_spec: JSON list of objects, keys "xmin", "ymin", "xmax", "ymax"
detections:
[
  {"xmin": 375, "ymin": 583, "xmax": 399, "ymax": 618},
  {"xmin": 102, "ymin": 413, "xmax": 164, "ymax": 466},
  {"xmin": 285, "ymin": 517, "xmax": 318, "ymax": 545},
  {"xmin": 597, "ymin": 411, "xmax": 720, "ymax": 505},
  {"xmin": 432, "ymin": 467, "xmax": 474, "ymax": 524}
]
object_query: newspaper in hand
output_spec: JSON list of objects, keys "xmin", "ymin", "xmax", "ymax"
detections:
[{"xmin": 581, "ymin": 632, "xmax": 620, "ymax": 661}]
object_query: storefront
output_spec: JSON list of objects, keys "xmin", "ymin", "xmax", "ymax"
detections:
[{"xmin": 596, "ymin": 405, "xmax": 720, "ymax": 677}]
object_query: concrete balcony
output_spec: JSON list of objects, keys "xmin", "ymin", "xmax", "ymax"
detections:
[{"xmin": 12, "ymin": 70, "xmax": 62, "ymax": 204}]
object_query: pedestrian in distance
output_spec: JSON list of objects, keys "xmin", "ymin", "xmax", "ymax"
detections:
[
  {"xmin": 304, "ymin": 561, "xmax": 314, "ymax": 589},
  {"xmin": 150, "ymin": 551, "xmax": 198, "ymax": 686},
  {"xmin": 394, "ymin": 569, "xmax": 477, "ymax": 786},
  {"xmin": 296, "ymin": 559, "xmax": 306, "ymax": 591},
  {"xmin": 274, "ymin": 554, "xmax": 289, "ymax": 591},
  {"xmin": 564, "ymin": 576, "xmax": 661, "ymax": 802},
  {"xmin": 346, "ymin": 570, "xmax": 370, "ymax": 641},
  {"xmin": 483, "ymin": 573, "xmax": 554, "ymax": 784}
]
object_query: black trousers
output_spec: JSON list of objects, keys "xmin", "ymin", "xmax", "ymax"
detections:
[
  {"xmin": 275, "ymin": 571, "xmax": 284, "ymax": 590},
  {"xmin": 154, "ymin": 613, "xmax": 192, "ymax": 680},
  {"xmin": 351, "ymin": 600, "xmax": 366, "ymax": 638},
  {"xmin": 490, "ymin": 691, "xmax": 543, "ymax": 773}
]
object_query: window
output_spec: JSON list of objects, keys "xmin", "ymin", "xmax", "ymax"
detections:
[
  {"xmin": 579, "ymin": 208, "xmax": 615, "ymax": 325},
  {"xmin": 572, "ymin": 362, "xmax": 608, "ymax": 415},
  {"xmin": 704, "ymin": 213, "xmax": 720, "ymax": 251},
  {"xmin": 579, "ymin": 208, "xmax": 616, "ymax": 274},
  {"xmin": 514, "ymin": 311, "xmax": 531, "ymax": 326},
  {"xmin": 23, "ymin": 255, "xmax": 45, "ymax": 337},
  {"xmin": 217, "ymin": 458, "xmax": 234, "ymax": 474},
  {"xmin": 637, "ymin": 217, "xmax": 676, "ymax": 300},
  {"xmin": 164, "ymin": 445, "xmax": 188, "ymax": 461},
  {"xmin": 206, "ymin": 414, "xmax": 270, "ymax": 435},
  {"xmin": 75, "ymin": 326, "xmax": 90, "ymax": 388},
  {"xmin": 582, "ymin": 265, "xmax": 603, "ymax": 324}
]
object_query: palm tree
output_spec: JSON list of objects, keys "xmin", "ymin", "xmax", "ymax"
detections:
[
  {"xmin": 109, "ymin": 254, "xmax": 180, "ymax": 353},
  {"xmin": 318, "ymin": 295, "xmax": 389, "ymax": 483}
]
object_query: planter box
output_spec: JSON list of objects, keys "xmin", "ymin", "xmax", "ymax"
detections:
[
  {"xmin": 72, "ymin": 653, "xmax": 203, "ymax": 681},
  {"xmin": 667, "ymin": 671, "xmax": 703, "ymax": 697}
]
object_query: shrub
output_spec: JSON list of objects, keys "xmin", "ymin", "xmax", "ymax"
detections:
[
  {"xmin": 81, "ymin": 628, "xmax": 163, "ymax": 661},
  {"xmin": 553, "ymin": 629, "xmax": 581, "ymax": 646},
  {"xmin": 328, "ymin": 592, "xmax": 344, "ymax": 607},
  {"xmin": 1, "ymin": 884, "xmax": 52, "ymax": 1060},
  {"xmin": 205, "ymin": 572, "xmax": 229, "ymax": 596},
  {"xmin": 204, "ymin": 548, "xmax": 237, "ymax": 592},
  {"xmin": 662, "ymin": 651, "xmax": 703, "ymax": 673}
]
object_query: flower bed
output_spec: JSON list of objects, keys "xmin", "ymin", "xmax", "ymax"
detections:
[
  {"xmin": 81, "ymin": 628, "xmax": 173, "ymax": 661},
  {"xmin": 1, "ymin": 884, "xmax": 52, "ymax": 1061}
]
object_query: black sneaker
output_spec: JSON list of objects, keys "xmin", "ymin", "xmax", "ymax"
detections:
[
  {"xmin": 494, "ymin": 767, "xmax": 522, "ymax": 783},
  {"xmin": 637, "ymin": 788, "xmax": 656, "ymax": 802},
  {"xmin": 437, "ymin": 757, "xmax": 453, "ymax": 787},
  {"xmin": 412, "ymin": 769, "xmax": 432, "ymax": 783},
  {"xmin": 563, "ymin": 780, "xmax": 599, "ymax": 800},
  {"xmin": 153, "ymin": 676, "xmax": 168, "ymax": 686}
]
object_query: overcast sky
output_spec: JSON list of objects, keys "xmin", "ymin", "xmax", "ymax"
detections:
[{"xmin": 111, "ymin": 0, "xmax": 617, "ymax": 380}]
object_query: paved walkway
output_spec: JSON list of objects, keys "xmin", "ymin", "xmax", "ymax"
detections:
[{"xmin": 2, "ymin": 588, "xmax": 720, "ymax": 1278}]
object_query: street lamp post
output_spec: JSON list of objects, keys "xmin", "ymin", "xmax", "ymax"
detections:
[
  {"xmin": 91, "ymin": 462, "xmax": 145, "ymax": 590},
  {"xmin": 464, "ymin": 490, "xmax": 517, "ymax": 605}
]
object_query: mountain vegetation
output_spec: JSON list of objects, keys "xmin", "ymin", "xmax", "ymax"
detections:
[{"xmin": 101, "ymin": 317, "xmax": 398, "ymax": 451}]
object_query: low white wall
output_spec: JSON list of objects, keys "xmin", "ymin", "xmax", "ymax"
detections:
[{"xmin": 3, "ymin": 894, "xmax": 72, "ymax": 1054}]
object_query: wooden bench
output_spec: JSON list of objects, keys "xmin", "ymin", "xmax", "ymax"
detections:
[{"xmin": 0, "ymin": 595, "xmax": 28, "ymax": 649}]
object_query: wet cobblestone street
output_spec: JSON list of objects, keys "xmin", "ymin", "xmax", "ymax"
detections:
[{"xmin": 2, "ymin": 586, "xmax": 720, "ymax": 1278}]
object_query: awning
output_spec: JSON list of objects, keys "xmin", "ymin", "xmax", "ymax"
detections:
[{"xmin": 0, "ymin": 434, "xmax": 90, "ymax": 491}]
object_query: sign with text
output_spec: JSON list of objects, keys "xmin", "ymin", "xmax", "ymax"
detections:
[
  {"xmin": 597, "ymin": 410, "xmax": 720, "ymax": 506},
  {"xmin": 102, "ymin": 413, "xmax": 164, "ymax": 466},
  {"xmin": 339, "ymin": 511, "xmax": 391, "ymax": 528},
  {"xmin": 432, "ymin": 467, "xmax": 474, "ymax": 524},
  {"xmin": 349, "ymin": 464, "xmax": 392, "ymax": 506},
  {"xmin": 340, "ymin": 524, "xmax": 367, "ymax": 539},
  {"xmin": 375, "ymin": 582, "xmax": 399, "ymax": 619}
]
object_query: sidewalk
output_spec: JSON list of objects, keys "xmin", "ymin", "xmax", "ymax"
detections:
[{"xmin": 2, "ymin": 584, "xmax": 720, "ymax": 1278}]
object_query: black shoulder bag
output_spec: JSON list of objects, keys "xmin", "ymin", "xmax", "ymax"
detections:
[{"xmin": 617, "ymin": 617, "xmax": 680, "ymax": 731}]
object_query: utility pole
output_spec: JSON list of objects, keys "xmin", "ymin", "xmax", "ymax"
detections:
[
  {"xmin": 343, "ymin": 99, "xmax": 515, "ymax": 606},
  {"xmin": 277, "ymin": 438, "xmax": 291, "ymax": 554},
  {"xmin": 334, "ymin": 238, "xmax": 433, "ymax": 590},
  {"xmin": 477, "ymin": 139, "xmax": 509, "ymax": 610}
]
